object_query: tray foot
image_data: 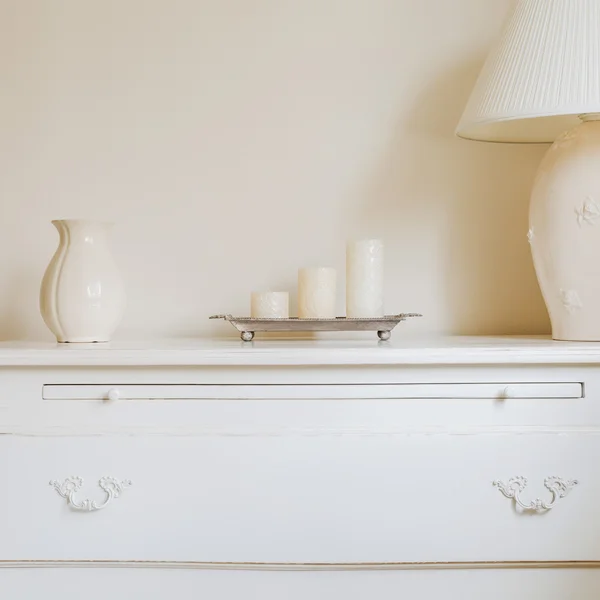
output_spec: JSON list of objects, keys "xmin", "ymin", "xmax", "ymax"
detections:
[
  {"xmin": 241, "ymin": 331, "xmax": 255, "ymax": 342},
  {"xmin": 377, "ymin": 330, "xmax": 391, "ymax": 341}
]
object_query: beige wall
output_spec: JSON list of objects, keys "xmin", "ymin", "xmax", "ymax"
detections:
[{"xmin": 0, "ymin": 0, "xmax": 549, "ymax": 340}]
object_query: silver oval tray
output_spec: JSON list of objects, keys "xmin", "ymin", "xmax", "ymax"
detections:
[{"xmin": 210, "ymin": 313, "xmax": 421, "ymax": 341}]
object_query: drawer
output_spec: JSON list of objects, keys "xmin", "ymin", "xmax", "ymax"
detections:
[
  {"xmin": 0, "ymin": 366, "xmax": 596, "ymax": 433},
  {"xmin": 0, "ymin": 433, "xmax": 597, "ymax": 563},
  {"xmin": 42, "ymin": 382, "xmax": 584, "ymax": 401},
  {"xmin": 2, "ymin": 567, "xmax": 600, "ymax": 600}
]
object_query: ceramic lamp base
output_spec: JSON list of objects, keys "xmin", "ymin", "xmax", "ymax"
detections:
[{"xmin": 530, "ymin": 116, "xmax": 600, "ymax": 341}]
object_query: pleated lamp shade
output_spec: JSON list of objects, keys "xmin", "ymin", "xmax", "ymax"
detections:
[{"xmin": 456, "ymin": 0, "xmax": 600, "ymax": 143}]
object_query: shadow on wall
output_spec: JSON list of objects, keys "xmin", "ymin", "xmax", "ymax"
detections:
[
  {"xmin": 347, "ymin": 60, "xmax": 550, "ymax": 336},
  {"xmin": 0, "ymin": 269, "xmax": 43, "ymax": 341}
]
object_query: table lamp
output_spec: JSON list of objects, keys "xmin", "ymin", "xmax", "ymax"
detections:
[{"xmin": 457, "ymin": 0, "xmax": 600, "ymax": 341}]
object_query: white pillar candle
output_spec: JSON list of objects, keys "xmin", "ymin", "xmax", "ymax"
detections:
[
  {"xmin": 346, "ymin": 239, "xmax": 384, "ymax": 317},
  {"xmin": 251, "ymin": 291, "xmax": 289, "ymax": 319},
  {"xmin": 298, "ymin": 267, "xmax": 337, "ymax": 319}
]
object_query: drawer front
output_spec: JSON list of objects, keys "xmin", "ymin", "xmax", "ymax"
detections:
[
  {"xmin": 0, "ymin": 433, "xmax": 597, "ymax": 563},
  {"xmin": 1, "ymin": 567, "xmax": 600, "ymax": 600},
  {"xmin": 42, "ymin": 382, "xmax": 584, "ymax": 400},
  {"xmin": 0, "ymin": 366, "xmax": 597, "ymax": 432}
]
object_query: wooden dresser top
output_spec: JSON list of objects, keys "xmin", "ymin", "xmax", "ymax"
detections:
[{"xmin": 0, "ymin": 336, "xmax": 597, "ymax": 367}]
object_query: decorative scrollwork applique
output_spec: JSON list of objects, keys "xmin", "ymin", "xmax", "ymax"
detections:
[
  {"xmin": 50, "ymin": 476, "xmax": 132, "ymax": 512},
  {"xmin": 493, "ymin": 476, "xmax": 578, "ymax": 512}
]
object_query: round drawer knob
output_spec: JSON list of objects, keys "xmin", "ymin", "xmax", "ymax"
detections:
[
  {"xmin": 502, "ymin": 386, "xmax": 514, "ymax": 399},
  {"xmin": 106, "ymin": 388, "xmax": 121, "ymax": 402}
]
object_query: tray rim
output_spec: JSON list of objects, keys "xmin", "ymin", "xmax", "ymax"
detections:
[
  {"xmin": 210, "ymin": 313, "xmax": 422, "ymax": 341},
  {"xmin": 210, "ymin": 313, "xmax": 422, "ymax": 323}
]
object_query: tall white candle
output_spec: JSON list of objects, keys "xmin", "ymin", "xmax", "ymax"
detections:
[
  {"xmin": 251, "ymin": 291, "xmax": 289, "ymax": 319},
  {"xmin": 298, "ymin": 267, "xmax": 337, "ymax": 319},
  {"xmin": 346, "ymin": 239, "xmax": 384, "ymax": 317}
]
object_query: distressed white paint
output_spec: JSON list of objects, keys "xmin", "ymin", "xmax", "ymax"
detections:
[
  {"xmin": 3, "ymin": 567, "xmax": 600, "ymax": 600},
  {"xmin": 1, "ymin": 337, "xmax": 600, "ymax": 597},
  {"xmin": 0, "ymin": 336, "xmax": 599, "ymax": 366},
  {"xmin": 0, "ymin": 433, "xmax": 595, "ymax": 563}
]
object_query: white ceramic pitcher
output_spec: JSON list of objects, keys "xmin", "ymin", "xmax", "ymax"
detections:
[{"xmin": 40, "ymin": 220, "xmax": 126, "ymax": 342}]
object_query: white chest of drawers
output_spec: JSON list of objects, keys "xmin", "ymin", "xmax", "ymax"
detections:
[{"xmin": 2, "ymin": 336, "xmax": 600, "ymax": 599}]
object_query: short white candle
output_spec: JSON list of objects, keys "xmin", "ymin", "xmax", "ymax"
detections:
[
  {"xmin": 346, "ymin": 239, "xmax": 384, "ymax": 317},
  {"xmin": 298, "ymin": 267, "xmax": 337, "ymax": 319},
  {"xmin": 250, "ymin": 291, "xmax": 289, "ymax": 319}
]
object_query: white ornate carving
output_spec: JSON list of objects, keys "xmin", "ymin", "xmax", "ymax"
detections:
[
  {"xmin": 527, "ymin": 228, "xmax": 534, "ymax": 244},
  {"xmin": 575, "ymin": 196, "xmax": 600, "ymax": 226},
  {"xmin": 493, "ymin": 476, "xmax": 578, "ymax": 512},
  {"xmin": 50, "ymin": 476, "xmax": 132, "ymax": 512},
  {"xmin": 560, "ymin": 289, "xmax": 583, "ymax": 313}
]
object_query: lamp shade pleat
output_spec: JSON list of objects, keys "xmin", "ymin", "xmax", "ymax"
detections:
[{"xmin": 456, "ymin": 0, "xmax": 600, "ymax": 143}]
